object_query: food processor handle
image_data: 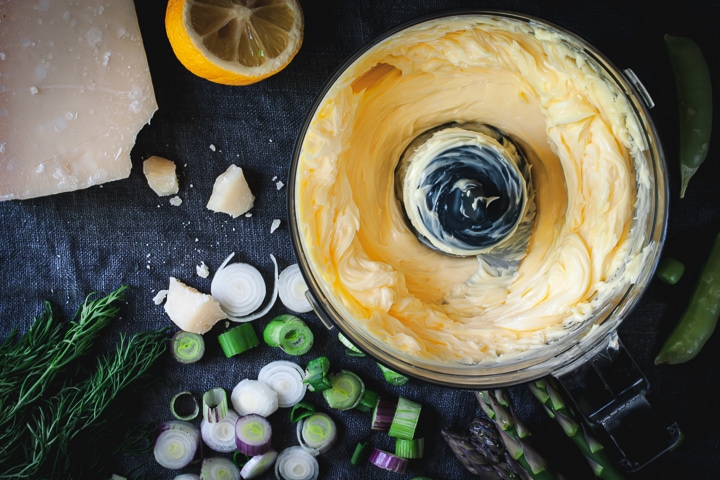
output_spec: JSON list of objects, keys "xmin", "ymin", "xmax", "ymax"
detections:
[{"xmin": 551, "ymin": 332, "xmax": 682, "ymax": 472}]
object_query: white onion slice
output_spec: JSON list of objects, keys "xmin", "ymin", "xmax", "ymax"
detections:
[
  {"xmin": 258, "ymin": 360, "xmax": 307, "ymax": 408},
  {"xmin": 173, "ymin": 474, "xmax": 200, "ymax": 480},
  {"xmin": 278, "ymin": 264, "xmax": 313, "ymax": 313},
  {"xmin": 274, "ymin": 446, "xmax": 319, "ymax": 480},
  {"xmin": 231, "ymin": 378, "xmax": 279, "ymax": 417},
  {"xmin": 211, "ymin": 253, "xmax": 279, "ymax": 322},
  {"xmin": 201, "ymin": 456, "xmax": 241, "ymax": 480},
  {"xmin": 153, "ymin": 421, "xmax": 200, "ymax": 470},
  {"xmin": 241, "ymin": 449, "xmax": 278, "ymax": 479},
  {"xmin": 201, "ymin": 408, "xmax": 240, "ymax": 453}
]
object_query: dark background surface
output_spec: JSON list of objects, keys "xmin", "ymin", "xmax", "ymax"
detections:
[{"xmin": 1, "ymin": 0, "xmax": 719, "ymax": 479}]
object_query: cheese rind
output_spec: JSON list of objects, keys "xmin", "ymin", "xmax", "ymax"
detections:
[{"xmin": 0, "ymin": 0, "xmax": 158, "ymax": 201}]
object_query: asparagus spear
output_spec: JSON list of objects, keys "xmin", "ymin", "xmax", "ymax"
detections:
[
  {"xmin": 441, "ymin": 418, "xmax": 528, "ymax": 479},
  {"xmin": 475, "ymin": 390, "xmax": 560, "ymax": 480},
  {"xmin": 528, "ymin": 379, "xmax": 626, "ymax": 480}
]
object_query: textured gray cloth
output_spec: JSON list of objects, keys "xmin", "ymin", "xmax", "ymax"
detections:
[{"xmin": 1, "ymin": 0, "xmax": 719, "ymax": 479}]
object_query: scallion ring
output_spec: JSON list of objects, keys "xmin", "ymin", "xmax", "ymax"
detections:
[
  {"xmin": 377, "ymin": 362, "xmax": 409, "ymax": 386},
  {"xmin": 200, "ymin": 456, "xmax": 241, "ymax": 480},
  {"xmin": 350, "ymin": 441, "xmax": 372, "ymax": 466},
  {"xmin": 170, "ymin": 390, "xmax": 199, "ymax": 421},
  {"xmin": 355, "ymin": 388, "xmax": 379, "ymax": 413},
  {"xmin": 388, "ymin": 396, "xmax": 422, "ymax": 440},
  {"xmin": 171, "ymin": 330, "xmax": 205, "ymax": 364},
  {"xmin": 202, "ymin": 387, "xmax": 228, "ymax": 423},
  {"xmin": 231, "ymin": 378, "xmax": 279, "ymax": 417},
  {"xmin": 338, "ymin": 331, "xmax": 365, "ymax": 357},
  {"xmin": 275, "ymin": 446, "xmax": 319, "ymax": 480},
  {"xmin": 302, "ymin": 356, "xmax": 332, "ymax": 392},
  {"xmin": 235, "ymin": 413, "xmax": 273, "ymax": 456},
  {"xmin": 263, "ymin": 314, "xmax": 314, "ymax": 356},
  {"xmin": 211, "ymin": 253, "xmax": 279, "ymax": 322},
  {"xmin": 240, "ymin": 449, "xmax": 278, "ymax": 479},
  {"xmin": 368, "ymin": 447, "xmax": 410, "ymax": 474},
  {"xmin": 278, "ymin": 264, "xmax": 313, "ymax": 313},
  {"xmin": 395, "ymin": 437, "xmax": 425, "ymax": 459},
  {"xmin": 218, "ymin": 323, "xmax": 259, "ymax": 358},
  {"xmin": 153, "ymin": 420, "xmax": 201, "ymax": 470},
  {"xmin": 322, "ymin": 370, "xmax": 365, "ymax": 411},
  {"xmin": 290, "ymin": 400, "xmax": 317, "ymax": 423},
  {"xmin": 201, "ymin": 409, "xmax": 240, "ymax": 453},
  {"xmin": 258, "ymin": 360, "xmax": 307, "ymax": 408},
  {"xmin": 297, "ymin": 412, "xmax": 337, "ymax": 456},
  {"xmin": 371, "ymin": 396, "xmax": 397, "ymax": 431}
]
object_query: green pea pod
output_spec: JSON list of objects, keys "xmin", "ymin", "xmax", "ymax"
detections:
[
  {"xmin": 655, "ymin": 233, "xmax": 720, "ymax": 364},
  {"xmin": 664, "ymin": 34, "xmax": 712, "ymax": 199}
]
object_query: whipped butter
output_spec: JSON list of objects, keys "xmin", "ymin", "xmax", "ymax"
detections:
[{"xmin": 295, "ymin": 14, "xmax": 653, "ymax": 364}]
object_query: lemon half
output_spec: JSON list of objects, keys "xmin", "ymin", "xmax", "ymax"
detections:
[{"xmin": 166, "ymin": 0, "xmax": 304, "ymax": 86}]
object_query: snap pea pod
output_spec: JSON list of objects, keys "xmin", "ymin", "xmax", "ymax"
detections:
[
  {"xmin": 664, "ymin": 34, "xmax": 712, "ymax": 198},
  {"xmin": 655, "ymin": 233, "xmax": 720, "ymax": 364}
]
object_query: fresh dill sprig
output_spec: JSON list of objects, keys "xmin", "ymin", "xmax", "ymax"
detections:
[{"xmin": 0, "ymin": 287, "xmax": 170, "ymax": 480}]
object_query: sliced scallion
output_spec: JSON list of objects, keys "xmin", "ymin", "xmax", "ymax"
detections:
[
  {"xmin": 322, "ymin": 370, "xmax": 365, "ymax": 411},
  {"xmin": 355, "ymin": 388, "xmax": 379, "ymax": 413},
  {"xmin": 337, "ymin": 331, "xmax": 365, "ymax": 357},
  {"xmin": 388, "ymin": 396, "xmax": 422, "ymax": 440},
  {"xmin": 275, "ymin": 446, "xmax": 319, "ymax": 480},
  {"xmin": 395, "ymin": 437, "xmax": 424, "ymax": 459},
  {"xmin": 218, "ymin": 322, "xmax": 259, "ymax": 358},
  {"xmin": 263, "ymin": 314, "xmax": 314, "ymax": 356},
  {"xmin": 235, "ymin": 414, "xmax": 273, "ymax": 456},
  {"xmin": 231, "ymin": 378, "xmax": 279, "ymax": 417},
  {"xmin": 258, "ymin": 360, "xmax": 307, "ymax": 408},
  {"xmin": 371, "ymin": 396, "xmax": 397, "ymax": 431},
  {"xmin": 368, "ymin": 447, "xmax": 409, "ymax": 474},
  {"xmin": 302, "ymin": 356, "xmax": 331, "ymax": 392},
  {"xmin": 278, "ymin": 264, "xmax": 313, "ymax": 313},
  {"xmin": 350, "ymin": 441, "xmax": 372, "ymax": 466},
  {"xmin": 153, "ymin": 420, "xmax": 200, "ymax": 470},
  {"xmin": 201, "ymin": 409, "xmax": 240, "ymax": 453},
  {"xmin": 171, "ymin": 330, "xmax": 205, "ymax": 364},
  {"xmin": 211, "ymin": 253, "xmax": 279, "ymax": 322},
  {"xmin": 202, "ymin": 387, "xmax": 228, "ymax": 423},
  {"xmin": 170, "ymin": 390, "xmax": 199, "ymax": 421},
  {"xmin": 200, "ymin": 456, "xmax": 241, "ymax": 480},
  {"xmin": 377, "ymin": 362, "xmax": 409, "ymax": 386},
  {"xmin": 240, "ymin": 449, "xmax": 278, "ymax": 479},
  {"xmin": 290, "ymin": 401, "xmax": 317, "ymax": 423},
  {"xmin": 297, "ymin": 412, "xmax": 337, "ymax": 456}
]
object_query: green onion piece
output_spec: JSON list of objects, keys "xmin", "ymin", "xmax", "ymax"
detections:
[
  {"xmin": 218, "ymin": 323, "xmax": 259, "ymax": 358},
  {"xmin": 338, "ymin": 331, "xmax": 365, "ymax": 356},
  {"xmin": 297, "ymin": 412, "xmax": 337, "ymax": 455},
  {"xmin": 388, "ymin": 396, "xmax": 422, "ymax": 439},
  {"xmin": 290, "ymin": 400, "xmax": 317, "ymax": 423},
  {"xmin": 202, "ymin": 387, "xmax": 228, "ymax": 423},
  {"xmin": 263, "ymin": 314, "xmax": 314, "ymax": 355},
  {"xmin": 656, "ymin": 256, "xmax": 685, "ymax": 285},
  {"xmin": 395, "ymin": 437, "xmax": 424, "ymax": 459},
  {"xmin": 355, "ymin": 388, "xmax": 379, "ymax": 413},
  {"xmin": 377, "ymin": 363, "xmax": 409, "ymax": 386},
  {"xmin": 232, "ymin": 451, "xmax": 251, "ymax": 468},
  {"xmin": 322, "ymin": 370, "xmax": 365, "ymax": 410},
  {"xmin": 171, "ymin": 330, "xmax": 205, "ymax": 364},
  {"xmin": 303, "ymin": 356, "xmax": 332, "ymax": 392},
  {"xmin": 170, "ymin": 390, "xmax": 199, "ymax": 421},
  {"xmin": 351, "ymin": 441, "xmax": 372, "ymax": 466}
]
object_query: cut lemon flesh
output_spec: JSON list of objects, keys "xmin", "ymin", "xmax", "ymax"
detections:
[{"xmin": 166, "ymin": 0, "xmax": 304, "ymax": 85}]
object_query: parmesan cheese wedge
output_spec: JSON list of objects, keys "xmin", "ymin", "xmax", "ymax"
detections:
[
  {"xmin": 0, "ymin": 0, "xmax": 158, "ymax": 201},
  {"xmin": 164, "ymin": 277, "xmax": 227, "ymax": 334},
  {"xmin": 206, "ymin": 164, "xmax": 255, "ymax": 218},
  {"xmin": 143, "ymin": 155, "xmax": 179, "ymax": 196}
]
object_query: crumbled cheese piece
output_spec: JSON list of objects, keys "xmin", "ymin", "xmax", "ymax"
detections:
[
  {"xmin": 206, "ymin": 164, "xmax": 255, "ymax": 218},
  {"xmin": 196, "ymin": 261, "xmax": 210, "ymax": 278},
  {"xmin": 143, "ymin": 155, "xmax": 179, "ymax": 196},
  {"xmin": 0, "ymin": 0, "xmax": 158, "ymax": 201},
  {"xmin": 209, "ymin": 144, "xmax": 216, "ymax": 152},
  {"xmin": 153, "ymin": 289, "xmax": 169, "ymax": 305},
  {"xmin": 163, "ymin": 277, "xmax": 227, "ymax": 334},
  {"xmin": 276, "ymin": 180, "xmax": 285, "ymax": 190},
  {"xmin": 169, "ymin": 196, "xmax": 182, "ymax": 206},
  {"xmin": 270, "ymin": 219, "xmax": 281, "ymax": 233}
]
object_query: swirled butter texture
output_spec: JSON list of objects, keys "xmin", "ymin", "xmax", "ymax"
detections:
[{"xmin": 295, "ymin": 15, "xmax": 652, "ymax": 364}]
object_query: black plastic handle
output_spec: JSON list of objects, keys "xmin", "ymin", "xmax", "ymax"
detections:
[{"xmin": 551, "ymin": 333, "xmax": 682, "ymax": 472}]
